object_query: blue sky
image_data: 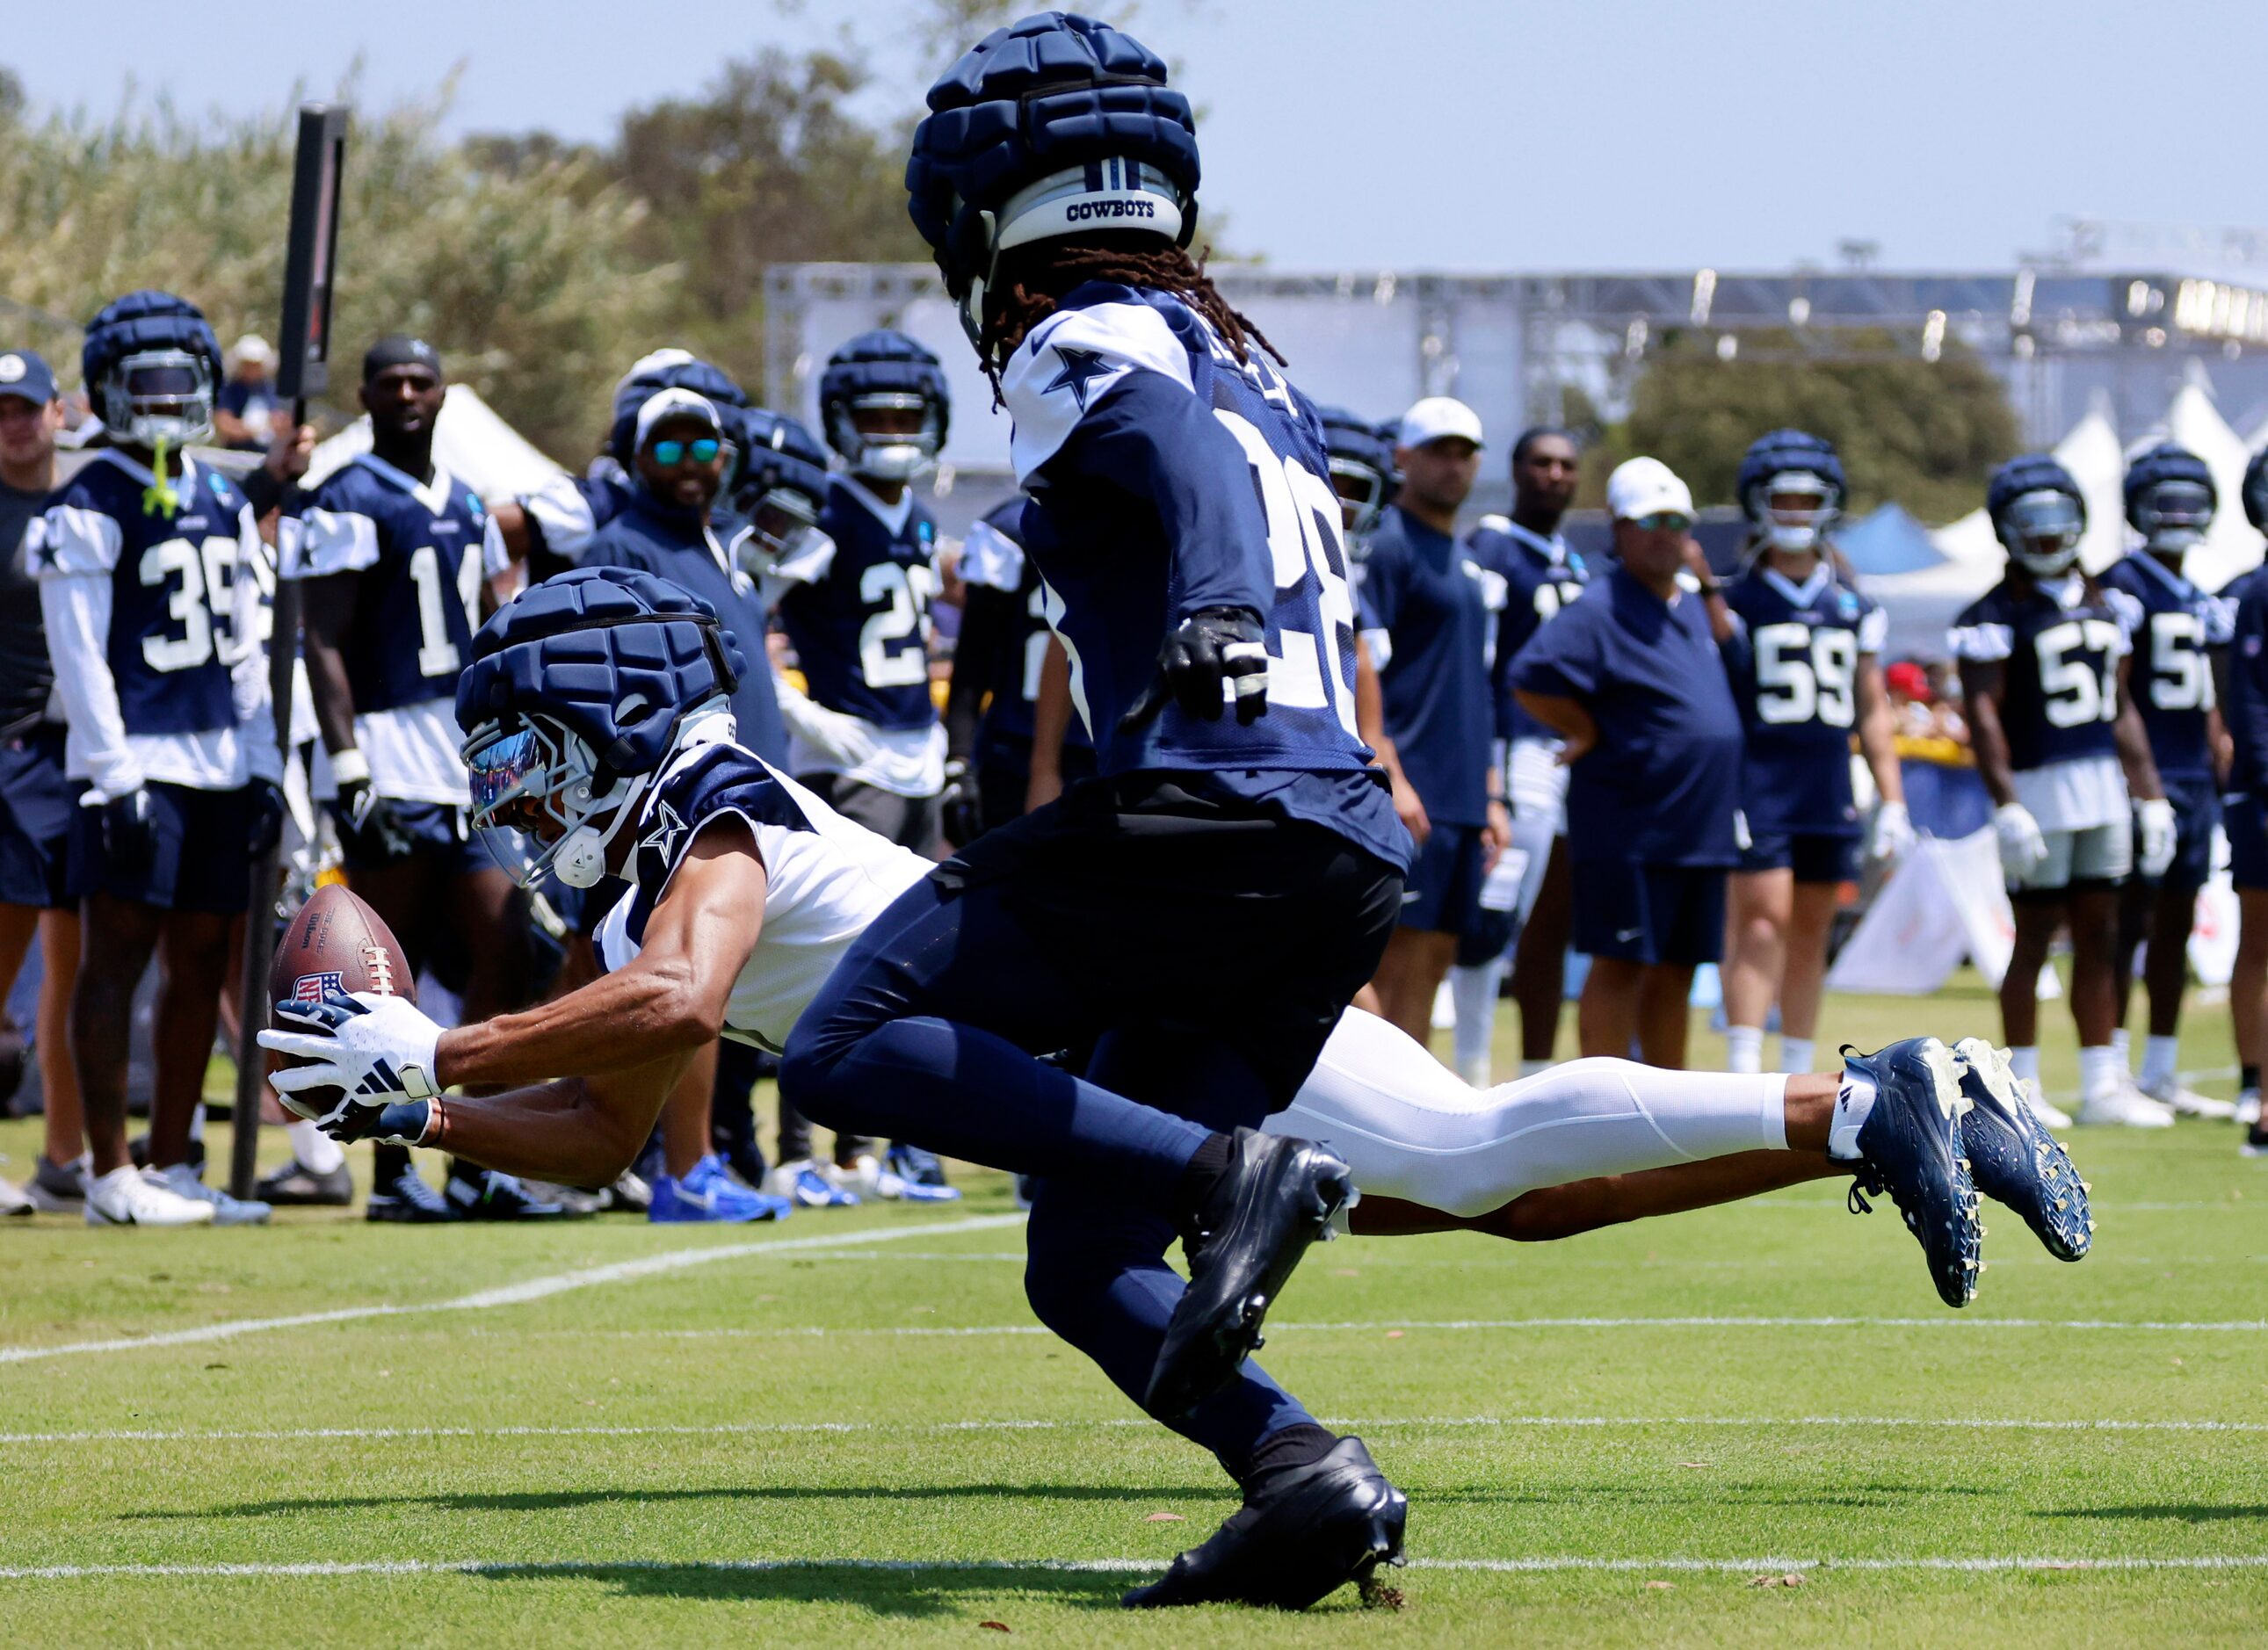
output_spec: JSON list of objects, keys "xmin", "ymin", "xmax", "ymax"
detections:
[{"xmin": 10, "ymin": 0, "xmax": 2261, "ymax": 275}]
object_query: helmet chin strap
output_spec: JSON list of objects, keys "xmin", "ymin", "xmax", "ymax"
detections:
[{"xmin": 549, "ymin": 771, "xmax": 651, "ymax": 889}]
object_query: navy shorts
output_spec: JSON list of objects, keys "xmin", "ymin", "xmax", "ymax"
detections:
[
  {"xmin": 0, "ymin": 725, "xmax": 75, "ymax": 910},
  {"xmin": 1571, "ymin": 858, "xmax": 1728, "ymax": 967},
  {"xmin": 1400, "ymin": 821, "xmax": 1487, "ymax": 937},
  {"xmin": 1737, "ymin": 828, "xmax": 1860, "ymax": 885},
  {"xmin": 338, "ymin": 798, "xmax": 495, "ymax": 879},
  {"xmin": 2228, "ymin": 792, "xmax": 2268, "ymax": 892},
  {"xmin": 67, "ymin": 780, "xmax": 256, "ymax": 914},
  {"xmin": 2140, "ymin": 772, "xmax": 2219, "ymax": 892}
]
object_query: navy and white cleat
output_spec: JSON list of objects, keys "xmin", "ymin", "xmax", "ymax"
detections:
[
  {"xmin": 1146, "ymin": 1129, "xmax": 1352, "ymax": 1419},
  {"xmin": 1841, "ymin": 1038, "xmax": 1983, "ymax": 1308},
  {"xmin": 1123, "ymin": 1436, "xmax": 1406, "ymax": 1610},
  {"xmin": 1952, "ymin": 1038, "xmax": 2091, "ymax": 1262}
]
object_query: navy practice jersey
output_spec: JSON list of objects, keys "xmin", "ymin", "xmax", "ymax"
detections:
[
  {"xmin": 2220, "ymin": 565, "xmax": 2268, "ymax": 795},
  {"xmin": 1721, "ymin": 564, "xmax": 1888, "ymax": 837},
  {"xmin": 997, "ymin": 280, "xmax": 1405, "ymax": 871},
  {"xmin": 36, "ymin": 451, "xmax": 254, "ymax": 741},
  {"xmin": 1511, "ymin": 566, "xmax": 1744, "ymax": 866},
  {"xmin": 772, "ymin": 476, "xmax": 939, "ymax": 732},
  {"xmin": 1950, "ymin": 575, "xmax": 2132, "ymax": 773},
  {"xmin": 2098, "ymin": 551, "xmax": 2230, "ymax": 781},
  {"xmin": 1467, "ymin": 517, "xmax": 1587, "ymax": 743},
  {"xmin": 294, "ymin": 455, "xmax": 489, "ymax": 715},
  {"xmin": 579, "ymin": 493, "xmax": 788, "ymax": 767},
  {"xmin": 955, "ymin": 499, "xmax": 1090, "ymax": 752},
  {"xmin": 1360, "ymin": 503, "xmax": 1504, "ymax": 828}
]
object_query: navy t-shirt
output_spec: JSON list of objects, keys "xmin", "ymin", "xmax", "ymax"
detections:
[
  {"xmin": 2219, "ymin": 566, "xmax": 2268, "ymax": 795},
  {"xmin": 1359, "ymin": 504, "xmax": 1502, "ymax": 828},
  {"xmin": 0, "ymin": 481, "xmax": 53, "ymax": 733},
  {"xmin": 2098, "ymin": 551, "xmax": 2228, "ymax": 781},
  {"xmin": 1511, "ymin": 565, "xmax": 1743, "ymax": 866}
]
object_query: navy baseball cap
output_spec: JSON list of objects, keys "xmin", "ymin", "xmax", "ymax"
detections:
[{"xmin": 0, "ymin": 350, "xmax": 58, "ymax": 407}]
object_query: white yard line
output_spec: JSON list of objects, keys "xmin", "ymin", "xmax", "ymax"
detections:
[
  {"xmin": 0, "ymin": 1214, "xmax": 1025, "ymax": 1366},
  {"xmin": 3, "ymin": 1413, "xmax": 2263, "ymax": 1446},
  {"xmin": 612, "ymin": 1312, "xmax": 2268, "ymax": 1339},
  {"xmin": 0, "ymin": 1554, "xmax": 2262, "ymax": 1581}
]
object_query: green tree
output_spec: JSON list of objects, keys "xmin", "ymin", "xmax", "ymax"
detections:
[{"xmin": 1598, "ymin": 329, "xmax": 2021, "ymax": 525}]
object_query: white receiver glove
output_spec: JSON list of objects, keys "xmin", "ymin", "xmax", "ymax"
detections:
[
  {"xmin": 2135, "ymin": 796, "xmax": 2178, "ymax": 881},
  {"xmin": 1869, "ymin": 800, "xmax": 1917, "ymax": 865},
  {"xmin": 258, "ymin": 990, "xmax": 443, "ymax": 1125},
  {"xmin": 1995, "ymin": 802, "xmax": 2049, "ymax": 884}
]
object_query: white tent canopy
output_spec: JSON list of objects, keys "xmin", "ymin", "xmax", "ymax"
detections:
[
  {"xmin": 2149, "ymin": 369, "xmax": 2263, "ymax": 594},
  {"xmin": 303, "ymin": 384, "xmax": 562, "ymax": 501}
]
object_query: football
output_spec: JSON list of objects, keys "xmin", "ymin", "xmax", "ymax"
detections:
[{"xmin": 267, "ymin": 882, "xmax": 416, "ymax": 1119}]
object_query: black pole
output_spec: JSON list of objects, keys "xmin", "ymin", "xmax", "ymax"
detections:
[{"xmin": 230, "ymin": 104, "xmax": 347, "ymax": 1201}]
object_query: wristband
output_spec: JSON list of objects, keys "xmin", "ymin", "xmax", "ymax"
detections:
[{"xmin": 330, "ymin": 747, "xmax": 371, "ymax": 787}]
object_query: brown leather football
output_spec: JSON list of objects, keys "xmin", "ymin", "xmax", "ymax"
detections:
[{"xmin": 268, "ymin": 883, "xmax": 416, "ymax": 1117}]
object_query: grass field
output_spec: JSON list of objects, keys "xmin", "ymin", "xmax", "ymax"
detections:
[{"xmin": 2, "ymin": 975, "xmax": 2264, "ymax": 1646}]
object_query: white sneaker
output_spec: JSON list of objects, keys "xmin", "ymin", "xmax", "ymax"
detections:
[
  {"xmin": 2238, "ymin": 1090, "xmax": 2262, "ymax": 1127},
  {"xmin": 2140, "ymin": 1075, "xmax": 2238, "ymax": 1119},
  {"xmin": 0, "ymin": 1174, "xmax": 30, "ymax": 1217},
  {"xmin": 2021, "ymin": 1078, "xmax": 2075, "ymax": 1130},
  {"xmin": 2075, "ymin": 1083, "xmax": 2177, "ymax": 1129},
  {"xmin": 84, "ymin": 1165, "xmax": 215, "ymax": 1227},
  {"xmin": 153, "ymin": 1163, "xmax": 272, "ymax": 1226}
]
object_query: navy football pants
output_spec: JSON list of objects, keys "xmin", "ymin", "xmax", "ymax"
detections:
[{"xmin": 780, "ymin": 776, "xmax": 1402, "ymax": 1475}]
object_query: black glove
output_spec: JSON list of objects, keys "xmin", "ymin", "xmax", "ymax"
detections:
[
  {"xmin": 1119, "ymin": 606, "xmax": 1271, "ymax": 733},
  {"xmin": 336, "ymin": 778, "xmax": 415, "ymax": 862},
  {"xmin": 939, "ymin": 757, "xmax": 984, "ymax": 848},
  {"xmin": 247, "ymin": 779, "xmax": 286, "ymax": 858},
  {"xmin": 101, "ymin": 787, "xmax": 158, "ymax": 882}
]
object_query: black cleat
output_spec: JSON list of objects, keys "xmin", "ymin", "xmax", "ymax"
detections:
[
  {"xmin": 1842, "ymin": 1038, "xmax": 1982, "ymax": 1308},
  {"xmin": 446, "ymin": 1167, "xmax": 573, "ymax": 1220},
  {"xmin": 1952, "ymin": 1038, "xmax": 2091, "ymax": 1262},
  {"xmin": 256, "ymin": 1158, "xmax": 354, "ymax": 1207},
  {"xmin": 1124, "ymin": 1437, "xmax": 1406, "ymax": 1610},
  {"xmin": 366, "ymin": 1167, "xmax": 457, "ymax": 1223},
  {"xmin": 1145, "ymin": 1128, "xmax": 1352, "ymax": 1419}
]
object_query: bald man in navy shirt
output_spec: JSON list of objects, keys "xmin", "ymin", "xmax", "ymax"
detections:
[{"xmin": 1512, "ymin": 458, "xmax": 1743, "ymax": 1070}]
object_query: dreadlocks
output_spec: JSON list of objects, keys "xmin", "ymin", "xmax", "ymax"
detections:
[{"xmin": 976, "ymin": 237, "xmax": 1284, "ymax": 402}]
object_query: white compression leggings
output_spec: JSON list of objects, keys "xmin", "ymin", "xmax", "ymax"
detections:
[{"xmin": 1264, "ymin": 1009, "xmax": 1793, "ymax": 1219}]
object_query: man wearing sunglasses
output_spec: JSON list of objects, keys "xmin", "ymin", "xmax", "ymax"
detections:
[
  {"xmin": 1511, "ymin": 458, "xmax": 1745, "ymax": 1070},
  {"xmin": 573, "ymin": 387, "xmax": 799, "ymax": 1221},
  {"xmin": 288, "ymin": 334, "xmax": 558, "ymax": 1221}
]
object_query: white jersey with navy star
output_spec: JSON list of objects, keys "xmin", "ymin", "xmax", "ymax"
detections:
[{"xmin": 594, "ymin": 725, "xmax": 933, "ymax": 1053}]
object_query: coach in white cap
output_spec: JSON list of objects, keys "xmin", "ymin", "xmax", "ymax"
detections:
[
  {"xmin": 1510, "ymin": 457, "xmax": 1743, "ymax": 1070},
  {"xmin": 1359, "ymin": 395, "xmax": 1513, "ymax": 1043}
]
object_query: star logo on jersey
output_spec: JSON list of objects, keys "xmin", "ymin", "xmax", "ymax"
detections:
[
  {"xmin": 1042, "ymin": 346, "xmax": 1114, "ymax": 412},
  {"xmin": 638, "ymin": 799, "xmax": 689, "ymax": 867}
]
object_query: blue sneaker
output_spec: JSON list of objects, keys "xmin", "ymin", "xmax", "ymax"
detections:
[
  {"xmin": 765, "ymin": 1159, "xmax": 859, "ymax": 1209},
  {"xmin": 887, "ymin": 1141, "xmax": 953, "ymax": 1189},
  {"xmin": 1953, "ymin": 1038, "xmax": 2091, "ymax": 1263},
  {"xmin": 649, "ymin": 1154, "xmax": 792, "ymax": 1224},
  {"xmin": 854, "ymin": 1152, "xmax": 962, "ymax": 1203},
  {"xmin": 1838, "ymin": 1038, "xmax": 1983, "ymax": 1309}
]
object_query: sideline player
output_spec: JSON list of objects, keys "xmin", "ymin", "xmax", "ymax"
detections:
[
  {"xmin": 36, "ymin": 292, "xmax": 282, "ymax": 1225},
  {"xmin": 1714, "ymin": 431, "xmax": 1911, "ymax": 1077},
  {"xmin": 2216, "ymin": 444, "xmax": 2268, "ymax": 1148},
  {"xmin": 288, "ymin": 334, "xmax": 557, "ymax": 1219},
  {"xmin": 1954, "ymin": 456, "xmax": 2175, "ymax": 1128},
  {"xmin": 265, "ymin": 575, "xmax": 2049, "ymax": 1340},
  {"xmin": 1461, "ymin": 427, "xmax": 1584, "ymax": 1081},
  {"xmin": 0, "ymin": 349, "xmax": 81, "ymax": 1216},
  {"xmin": 2098, "ymin": 445, "xmax": 2236, "ymax": 1118},
  {"xmin": 1360, "ymin": 397, "xmax": 1510, "ymax": 1043}
]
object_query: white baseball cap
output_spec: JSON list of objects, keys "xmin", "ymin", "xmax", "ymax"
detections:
[
  {"xmin": 1395, "ymin": 396, "xmax": 1484, "ymax": 452},
  {"xmin": 227, "ymin": 334, "xmax": 275, "ymax": 369},
  {"xmin": 1606, "ymin": 456, "xmax": 1694, "ymax": 522},
  {"xmin": 634, "ymin": 387, "xmax": 722, "ymax": 450}
]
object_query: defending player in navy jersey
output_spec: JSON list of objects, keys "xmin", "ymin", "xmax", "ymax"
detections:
[
  {"xmin": 1710, "ymin": 432, "xmax": 1911, "ymax": 1081},
  {"xmin": 288, "ymin": 335, "xmax": 562, "ymax": 1221},
  {"xmin": 1953, "ymin": 455, "xmax": 2174, "ymax": 1129},
  {"xmin": 769, "ymin": 331, "xmax": 948, "ymax": 853},
  {"xmin": 1460, "ymin": 427, "xmax": 1585, "ymax": 1084},
  {"xmin": 1359, "ymin": 397, "xmax": 1511, "ymax": 1047},
  {"xmin": 2218, "ymin": 444, "xmax": 2268, "ymax": 1150},
  {"xmin": 940, "ymin": 496, "xmax": 1094, "ymax": 844},
  {"xmin": 2098, "ymin": 445, "xmax": 2237, "ymax": 1119},
  {"xmin": 788, "ymin": 15, "xmax": 1417, "ymax": 1606},
  {"xmin": 34, "ymin": 292, "xmax": 284, "ymax": 1227}
]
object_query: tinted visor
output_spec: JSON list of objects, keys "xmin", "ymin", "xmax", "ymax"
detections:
[
  {"xmin": 2139, "ymin": 479, "xmax": 2214, "ymax": 532},
  {"xmin": 124, "ymin": 362, "xmax": 202, "ymax": 399},
  {"xmin": 2004, "ymin": 490, "xmax": 2084, "ymax": 557},
  {"xmin": 465, "ymin": 727, "xmax": 547, "ymax": 831}
]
